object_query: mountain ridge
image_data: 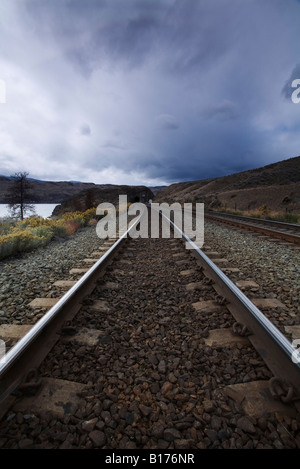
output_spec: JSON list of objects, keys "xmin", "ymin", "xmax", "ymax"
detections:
[
  {"xmin": 1, "ymin": 155, "xmax": 299, "ymax": 213},
  {"xmin": 0, "ymin": 176, "xmax": 118, "ymax": 204},
  {"xmin": 155, "ymin": 156, "xmax": 300, "ymax": 213}
]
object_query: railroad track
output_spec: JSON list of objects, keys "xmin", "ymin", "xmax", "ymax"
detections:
[
  {"xmin": 205, "ymin": 211, "xmax": 300, "ymax": 245},
  {"xmin": 0, "ymin": 206, "xmax": 300, "ymax": 449}
]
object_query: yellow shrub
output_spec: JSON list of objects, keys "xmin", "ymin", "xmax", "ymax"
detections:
[
  {"xmin": 258, "ymin": 204, "xmax": 271, "ymax": 216},
  {"xmin": 0, "ymin": 208, "xmax": 99, "ymax": 260},
  {"xmin": 50, "ymin": 219, "xmax": 68, "ymax": 237},
  {"xmin": 83, "ymin": 207, "xmax": 97, "ymax": 220},
  {"xmin": 0, "ymin": 230, "xmax": 50, "ymax": 259},
  {"xmin": 0, "ymin": 233, "xmax": 18, "ymax": 259}
]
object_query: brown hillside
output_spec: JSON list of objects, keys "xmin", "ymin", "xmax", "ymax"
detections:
[
  {"xmin": 0, "ymin": 177, "xmax": 100, "ymax": 204},
  {"xmin": 155, "ymin": 156, "xmax": 300, "ymax": 213}
]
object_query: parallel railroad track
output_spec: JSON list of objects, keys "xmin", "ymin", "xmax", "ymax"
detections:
[
  {"xmin": 0, "ymin": 207, "xmax": 300, "ymax": 449},
  {"xmin": 205, "ymin": 211, "xmax": 300, "ymax": 245}
]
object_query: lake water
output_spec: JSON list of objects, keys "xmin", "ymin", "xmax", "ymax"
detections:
[{"xmin": 0, "ymin": 204, "xmax": 60, "ymax": 219}]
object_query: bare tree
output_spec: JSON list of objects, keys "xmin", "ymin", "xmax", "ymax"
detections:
[
  {"xmin": 5, "ymin": 171, "xmax": 36, "ymax": 220},
  {"xmin": 85, "ymin": 188, "xmax": 96, "ymax": 210}
]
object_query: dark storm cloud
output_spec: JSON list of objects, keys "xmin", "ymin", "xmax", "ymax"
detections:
[
  {"xmin": 80, "ymin": 123, "xmax": 91, "ymax": 136},
  {"xmin": 155, "ymin": 114, "xmax": 179, "ymax": 130},
  {"xmin": 1, "ymin": 0, "xmax": 300, "ymax": 185},
  {"xmin": 156, "ymin": 1, "xmax": 240, "ymax": 76},
  {"xmin": 20, "ymin": 0, "xmax": 237, "ymax": 76},
  {"xmin": 93, "ymin": 14, "xmax": 159, "ymax": 69},
  {"xmin": 21, "ymin": 0, "xmax": 166, "ymax": 73},
  {"xmin": 144, "ymin": 119, "xmax": 267, "ymax": 182},
  {"xmin": 202, "ymin": 101, "xmax": 240, "ymax": 122}
]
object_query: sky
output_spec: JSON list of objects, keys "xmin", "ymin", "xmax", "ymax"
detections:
[{"xmin": 0, "ymin": 0, "xmax": 300, "ymax": 187}]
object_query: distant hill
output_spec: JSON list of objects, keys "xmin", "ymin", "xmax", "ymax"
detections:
[
  {"xmin": 154, "ymin": 156, "xmax": 300, "ymax": 213},
  {"xmin": 149, "ymin": 186, "xmax": 168, "ymax": 196},
  {"xmin": 52, "ymin": 185, "xmax": 154, "ymax": 216},
  {"xmin": 2, "ymin": 156, "xmax": 299, "ymax": 214},
  {"xmin": 0, "ymin": 176, "xmax": 100, "ymax": 204},
  {"xmin": 0, "ymin": 175, "xmax": 154, "ymax": 216}
]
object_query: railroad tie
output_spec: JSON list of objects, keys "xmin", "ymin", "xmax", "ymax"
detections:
[
  {"xmin": 28, "ymin": 298, "xmax": 60, "ymax": 309},
  {"xmin": 192, "ymin": 300, "xmax": 223, "ymax": 313},
  {"xmin": 13, "ymin": 378, "xmax": 86, "ymax": 419},
  {"xmin": 235, "ymin": 280, "xmax": 259, "ymax": 290},
  {"xmin": 251, "ymin": 298, "xmax": 287, "ymax": 310},
  {"xmin": 69, "ymin": 268, "xmax": 89, "ymax": 274},
  {"xmin": 53, "ymin": 280, "xmax": 77, "ymax": 289},
  {"xmin": 224, "ymin": 381, "xmax": 298, "ymax": 418},
  {"xmin": 203, "ymin": 328, "xmax": 249, "ymax": 347},
  {"xmin": 180, "ymin": 269, "xmax": 196, "ymax": 276},
  {"xmin": 0, "ymin": 324, "xmax": 32, "ymax": 341}
]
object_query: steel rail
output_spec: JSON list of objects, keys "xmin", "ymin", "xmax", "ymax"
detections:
[
  {"xmin": 205, "ymin": 212, "xmax": 300, "ymax": 244},
  {"xmin": 159, "ymin": 209, "xmax": 300, "ymax": 407},
  {"xmin": 206, "ymin": 211, "xmax": 300, "ymax": 230},
  {"xmin": 0, "ymin": 207, "xmax": 146, "ymax": 413}
]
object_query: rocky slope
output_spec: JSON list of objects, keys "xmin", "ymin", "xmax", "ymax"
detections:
[{"xmin": 154, "ymin": 156, "xmax": 300, "ymax": 213}]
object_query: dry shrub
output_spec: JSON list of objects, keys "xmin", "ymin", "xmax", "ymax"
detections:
[
  {"xmin": 65, "ymin": 219, "xmax": 81, "ymax": 236},
  {"xmin": 87, "ymin": 218, "xmax": 97, "ymax": 226}
]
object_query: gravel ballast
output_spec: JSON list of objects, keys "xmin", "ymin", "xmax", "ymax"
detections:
[
  {"xmin": 0, "ymin": 230, "xmax": 299, "ymax": 449},
  {"xmin": 0, "ymin": 220, "xmax": 300, "ymax": 449},
  {"xmin": 202, "ymin": 220, "xmax": 300, "ymax": 335},
  {"xmin": 0, "ymin": 226, "xmax": 103, "ymax": 326}
]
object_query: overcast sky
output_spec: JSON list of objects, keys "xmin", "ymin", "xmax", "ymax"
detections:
[{"xmin": 0, "ymin": 0, "xmax": 300, "ymax": 186}]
